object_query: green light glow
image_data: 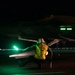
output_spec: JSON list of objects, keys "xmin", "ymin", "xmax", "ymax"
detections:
[
  {"xmin": 67, "ymin": 28, "xmax": 72, "ymax": 30},
  {"xmin": 13, "ymin": 46, "xmax": 19, "ymax": 50},
  {"xmin": 66, "ymin": 26, "xmax": 72, "ymax": 27},
  {"xmin": 60, "ymin": 26, "xmax": 65, "ymax": 27},
  {"xmin": 60, "ymin": 25, "xmax": 72, "ymax": 28},
  {"xmin": 60, "ymin": 28, "xmax": 66, "ymax": 30}
]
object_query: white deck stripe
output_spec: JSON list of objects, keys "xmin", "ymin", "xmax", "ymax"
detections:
[{"xmin": 14, "ymin": 71, "xmax": 65, "ymax": 75}]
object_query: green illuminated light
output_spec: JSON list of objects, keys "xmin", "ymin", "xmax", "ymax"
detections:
[
  {"xmin": 67, "ymin": 28, "xmax": 72, "ymax": 30},
  {"xmin": 60, "ymin": 25, "xmax": 72, "ymax": 28},
  {"xmin": 60, "ymin": 28, "xmax": 66, "ymax": 30},
  {"xmin": 13, "ymin": 46, "xmax": 18, "ymax": 50},
  {"xmin": 66, "ymin": 26, "xmax": 71, "ymax": 27},
  {"xmin": 60, "ymin": 26, "xmax": 65, "ymax": 27}
]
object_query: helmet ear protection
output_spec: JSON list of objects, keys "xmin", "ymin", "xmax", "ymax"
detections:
[
  {"xmin": 37, "ymin": 38, "xmax": 45, "ymax": 44},
  {"xmin": 37, "ymin": 39, "xmax": 41, "ymax": 44}
]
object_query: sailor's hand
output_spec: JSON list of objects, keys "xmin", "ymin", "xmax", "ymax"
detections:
[
  {"xmin": 54, "ymin": 39, "xmax": 60, "ymax": 43},
  {"xmin": 18, "ymin": 36, "xmax": 21, "ymax": 40}
]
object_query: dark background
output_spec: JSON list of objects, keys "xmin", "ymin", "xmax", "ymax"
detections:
[
  {"xmin": 0, "ymin": 1, "xmax": 75, "ymax": 23},
  {"xmin": 0, "ymin": 1, "xmax": 75, "ymax": 49},
  {"xmin": 0, "ymin": 2, "xmax": 75, "ymax": 75}
]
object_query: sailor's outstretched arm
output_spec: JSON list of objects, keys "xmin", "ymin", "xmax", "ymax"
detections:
[
  {"xmin": 18, "ymin": 36, "xmax": 37, "ymax": 42},
  {"xmin": 59, "ymin": 34, "xmax": 75, "ymax": 41},
  {"xmin": 48, "ymin": 39, "xmax": 60, "ymax": 47},
  {"xmin": 22, "ymin": 44, "xmax": 36, "ymax": 51}
]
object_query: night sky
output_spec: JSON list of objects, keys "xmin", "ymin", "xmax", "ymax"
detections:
[
  {"xmin": 0, "ymin": 1, "xmax": 75, "ymax": 38},
  {"xmin": 0, "ymin": 1, "xmax": 75, "ymax": 24},
  {"xmin": 0, "ymin": 1, "xmax": 75, "ymax": 49}
]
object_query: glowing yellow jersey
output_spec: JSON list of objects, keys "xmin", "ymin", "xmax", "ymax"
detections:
[{"xmin": 34, "ymin": 43, "xmax": 49, "ymax": 60}]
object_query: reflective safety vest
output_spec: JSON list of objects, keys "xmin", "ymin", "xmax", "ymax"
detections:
[{"xmin": 34, "ymin": 43, "xmax": 49, "ymax": 60}]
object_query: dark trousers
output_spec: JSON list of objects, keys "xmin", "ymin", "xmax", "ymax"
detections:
[
  {"xmin": 18, "ymin": 49, "xmax": 53, "ymax": 68},
  {"xmin": 18, "ymin": 55, "xmax": 45, "ymax": 68}
]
